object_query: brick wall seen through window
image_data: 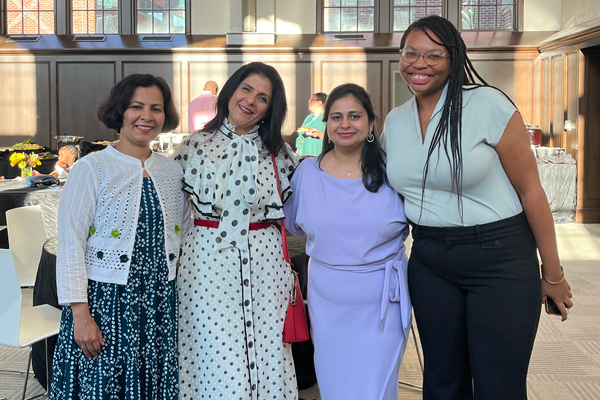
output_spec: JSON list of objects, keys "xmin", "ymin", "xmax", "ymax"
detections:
[
  {"xmin": 393, "ymin": 0, "xmax": 443, "ymax": 31},
  {"xmin": 7, "ymin": 0, "xmax": 55, "ymax": 34},
  {"xmin": 73, "ymin": 0, "xmax": 119, "ymax": 34},
  {"xmin": 137, "ymin": 0, "xmax": 185, "ymax": 34},
  {"xmin": 323, "ymin": 0, "xmax": 375, "ymax": 32},
  {"xmin": 462, "ymin": 0, "xmax": 515, "ymax": 30}
]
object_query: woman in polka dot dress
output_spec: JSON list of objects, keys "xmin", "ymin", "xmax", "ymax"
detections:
[
  {"xmin": 51, "ymin": 74, "xmax": 191, "ymax": 400},
  {"xmin": 173, "ymin": 62, "xmax": 299, "ymax": 399}
]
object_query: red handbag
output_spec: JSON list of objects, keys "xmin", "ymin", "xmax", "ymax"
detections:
[{"xmin": 271, "ymin": 154, "xmax": 310, "ymax": 343}]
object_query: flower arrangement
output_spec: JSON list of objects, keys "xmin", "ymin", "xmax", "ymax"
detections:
[{"xmin": 10, "ymin": 152, "xmax": 41, "ymax": 178}]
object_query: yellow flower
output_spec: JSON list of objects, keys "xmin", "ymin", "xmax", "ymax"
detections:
[
  {"xmin": 10, "ymin": 152, "xmax": 25, "ymax": 166},
  {"xmin": 18, "ymin": 161, "xmax": 26, "ymax": 169}
]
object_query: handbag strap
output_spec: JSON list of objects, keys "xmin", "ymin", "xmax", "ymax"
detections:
[
  {"xmin": 270, "ymin": 153, "xmax": 291, "ymax": 264},
  {"xmin": 271, "ymin": 154, "xmax": 297, "ymax": 304}
]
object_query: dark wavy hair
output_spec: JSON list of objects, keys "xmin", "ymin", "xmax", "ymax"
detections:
[
  {"xmin": 401, "ymin": 15, "xmax": 514, "ymax": 221},
  {"xmin": 202, "ymin": 62, "xmax": 289, "ymax": 156},
  {"xmin": 97, "ymin": 73, "xmax": 179, "ymax": 133},
  {"xmin": 318, "ymin": 83, "xmax": 387, "ymax": 193}
]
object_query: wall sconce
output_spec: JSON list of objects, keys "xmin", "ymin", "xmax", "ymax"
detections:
[{"xmin": 564, "ymin": 120, "xmax": 576, "ymax": 131}]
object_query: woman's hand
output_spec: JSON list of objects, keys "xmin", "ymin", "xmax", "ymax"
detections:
[
  {"xmin": 71, "ymin": 303, "xmax": 105, "ymax": 358},
  {"xmin": 542, "ymin": 278, "xmax": 573, "ymax": 321}
]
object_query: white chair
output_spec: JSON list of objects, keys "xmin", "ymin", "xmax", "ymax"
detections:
[
  {"xmin": 6, "ymin": 205, "xmax": 46, "ymax": 287},
  {"xmin": 0, "ymin": 249, "xmax": 62, "ymax": 400}
]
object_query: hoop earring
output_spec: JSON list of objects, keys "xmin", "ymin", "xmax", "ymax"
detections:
[{"xmin": 366, "ymin": 132, "xmax": 375, "ymax": 143}]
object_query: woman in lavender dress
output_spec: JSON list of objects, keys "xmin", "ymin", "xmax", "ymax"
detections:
[{"xmin": 284, "ymin": 83, "xmax": 411, "ymax": 400}]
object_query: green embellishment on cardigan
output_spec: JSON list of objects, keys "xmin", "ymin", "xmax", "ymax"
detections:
[
  {"xmin": 110, "ymin": 229, "xmax": 120, "ymax": 238},
  {"xmin": 175, "ymin": 225, "xmax": 181, "ymax": 233},
  {"xmin": 89, "ymin": 226, "xmax": 96, "ymax": 236}
]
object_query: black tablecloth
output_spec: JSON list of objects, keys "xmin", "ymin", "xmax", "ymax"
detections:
[
  {"xmin": 32, "ymin": 237, "xmax": 60, "ymax": 390},
  {"xmin": 0, "ymin": 180, "xmax": 62, "ymax": 248}
]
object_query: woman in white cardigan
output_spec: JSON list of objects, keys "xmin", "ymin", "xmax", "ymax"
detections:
[{"xmin": 50, "ymin": 74, "xmax": 191, "ymax": 400}]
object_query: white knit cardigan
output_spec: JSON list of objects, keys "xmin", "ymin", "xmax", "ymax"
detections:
[{"xmin": 56, "ymin": 144, "xmax": 191, "ymax": 305}]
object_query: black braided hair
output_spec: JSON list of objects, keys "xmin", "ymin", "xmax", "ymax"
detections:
[
  {"xmin": 400, "ymin": 15, "xmax": 506, "ymax": 222},
  {"xmin": 318, "ymin": 83, "xmax": 388, "ymax": 193}
]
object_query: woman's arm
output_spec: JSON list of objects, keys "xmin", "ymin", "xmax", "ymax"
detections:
[
  {"xmin": 495, "ymin": 113, "xmax": 573, "ymax": 320},
  {"xmin": 57, "ymin": 161, "xmax": 106, "ymax": 356}
]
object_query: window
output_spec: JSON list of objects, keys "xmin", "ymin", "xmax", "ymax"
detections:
[
  {"xmin": 462, "ymin": 0, "xmax": 515, "ymax": 30},
  {"xmin": 73, "ymin": 0, "xmax": 119, "ymax": 34},
  {"xmin": 137, "ymin": 0, "xmax": 185, "ymax": 34},
  {"xmin": 7, "ymin": 0, "xmax": 55, "ymax": 34},
  {"xmin": 323, "ymin": 0, "xmax": 376, "ymax": 33},
  {"xmin": 393, "ymin": 0, "xmax": 443, "ymax": 31}
]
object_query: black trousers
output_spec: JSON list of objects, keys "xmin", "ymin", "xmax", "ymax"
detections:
[{"xmin": 409, "ymin": 212, "xmax": 541, "ymax": 400}]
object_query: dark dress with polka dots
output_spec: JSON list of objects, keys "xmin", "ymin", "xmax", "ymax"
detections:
[
  {"xmin": 173, "ymin": 119, "xmax": 299, "ymax": 400},
  {"xmin": 50, "ymin": 178, "xmax": 178, "ymax": 400}
]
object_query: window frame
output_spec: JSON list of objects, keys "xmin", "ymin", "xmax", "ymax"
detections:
[
  {"xmin": 459, "ymin": 0, "xmax": 519, "ymax": 31},
  {"xmin": 390, "ymin": 0, "xmax": 446, "ymax": 33},
  {"xmin": 0, "ymin": 0, "xmax": 190, "ymax": 36},
  {"xmin": 318, "ymin": 0, "xmax": 380, "ymax": 34},
  {"xmin": 316, "ymin": 0, "xmax": 522, "ymax": 34},
  {"xmin": 4, "ymin": 0, "xmax": 57, "ymax": 35},
  {"xmin": 134, "ymin": 0, "xmax": 189, "ymax": 35},
  {"xmin": 71, "ymin": 0, "xmax": 120, "ymax": 35}
]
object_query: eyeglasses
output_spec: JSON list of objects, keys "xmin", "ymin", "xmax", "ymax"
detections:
[{"xmin": 399, "ymin": 48, "xmax": 449, "ymax": 66}]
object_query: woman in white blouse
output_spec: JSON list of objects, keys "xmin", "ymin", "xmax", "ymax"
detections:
[
  {"xmin": 173, "ymin": 62, "xmax": 299, "ymax": 400},
  {"xmin": 51, "ymin": 73, "xmax": 190, "ymax": 400}
]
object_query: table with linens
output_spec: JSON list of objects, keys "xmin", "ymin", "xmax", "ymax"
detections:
[
  {"xmin": 536, "ymin": 154, "xmax": 577, "ymax": 224},
  {"xmin": 0, "ymin": 179, "xmax": 62, "ymax": 248}
]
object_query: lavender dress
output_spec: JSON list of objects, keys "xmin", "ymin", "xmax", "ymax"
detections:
[{"xmin": 284, "ymin": 158, "xmax": 412, "ymax": 400}]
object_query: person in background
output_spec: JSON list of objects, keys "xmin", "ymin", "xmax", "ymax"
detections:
[
  {"xmin": 32, "ymin": 145, "xmax": 78, "ymax": 178},
  {"xmin": 295, "ymin": 92, "xmax": 327, "ymax": 157},
  {"xmin": 188, "ymin": 80, "xmax": 218, "ymax": 132},
  {"xmin": 285, "ymin": 83, "xmax": 411, "ymax": 400},
  {"xmin": 173, "ymin": 62, "xmax": 299, "ymax": 399},
  {"xmin": 382, "ymin": 15, "xmax": 573, "ymax": 400},
  {"xmin": 50, "ymin": 73, "xmax": 190, "ymax": 400},
  {"xmin": 53, "ymin": 145, "xmax": 78, "ymax": 177}
]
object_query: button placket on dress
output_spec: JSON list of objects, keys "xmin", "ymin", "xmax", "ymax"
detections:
[{"xmin": 240, "ymin": 252, "xmax": 259, "ymax": 399}]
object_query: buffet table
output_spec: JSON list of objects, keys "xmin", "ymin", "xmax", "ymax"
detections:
[{"xmin": 0, "ymin": 179, "xmax": 62, "ymax": 247}]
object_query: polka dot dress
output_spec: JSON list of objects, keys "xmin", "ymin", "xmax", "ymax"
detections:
[
  {"xmin": 50, "ymin": 178, "xmax": 178, "ymax": 400},
  {"xmin": 173, "ymin": 119, "xmax": 298, "ymax": 400}
]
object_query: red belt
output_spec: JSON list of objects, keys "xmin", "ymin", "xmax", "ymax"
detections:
[{"xmin": 194, "ymin": 219, "xmax": 275, "ymax": 230}]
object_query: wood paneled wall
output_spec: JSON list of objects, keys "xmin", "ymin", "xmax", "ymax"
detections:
[{"xmin": 0, "ymin": 49, "xmax": 539, "ymax": 150}]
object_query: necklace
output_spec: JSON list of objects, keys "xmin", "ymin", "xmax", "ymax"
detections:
[{"xmin": 332, "ymin": 152, "xmax": 361, "ymax": 177}]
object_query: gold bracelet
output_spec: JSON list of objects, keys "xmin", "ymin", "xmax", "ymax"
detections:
[{"xmin": 542, "ymin": 266, "xmax": 565, "ymax": 285}]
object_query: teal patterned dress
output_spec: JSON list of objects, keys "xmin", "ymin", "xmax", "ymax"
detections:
[{"xmin": 50, "ymin": 178, "xmax": 178, "ymax": 400}]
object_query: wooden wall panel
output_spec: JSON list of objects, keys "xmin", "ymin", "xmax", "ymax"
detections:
[
  {"xmin": 321, "ymin": 61, "xmax": 383, "ymax": 121},
  {"xmin": 583, "ymin": 55, "xmax": 600, "ymax": 203},
  {"xmin": 470, "ymin": 59, "xmax": 534, "ymax": 125},
  {"xmin": 57, "ymin": 62, "xmax": 116, "ymax": 142},
  {"xmin": 542, "ymin": 58, "xmax": 552, "ymax": 145},
  {"xmin": 122, "ymin": 62, "xmax": 182, "ymax": 132},
  {"xmin": 565, "ymin": 52, "xmax": 579, "ymax": 158},
  {"xmin": 551, "ymin": 55, "xmax": 564, "ymax": 148},
  {"xmin": 0, "ymin": 62, "xmax": 52, "ymax": 148}
]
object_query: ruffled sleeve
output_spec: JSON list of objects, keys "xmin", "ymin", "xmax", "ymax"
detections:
[{"xmin": 172, "ymin": 131, "xmax": 218, "ymax": 217}]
